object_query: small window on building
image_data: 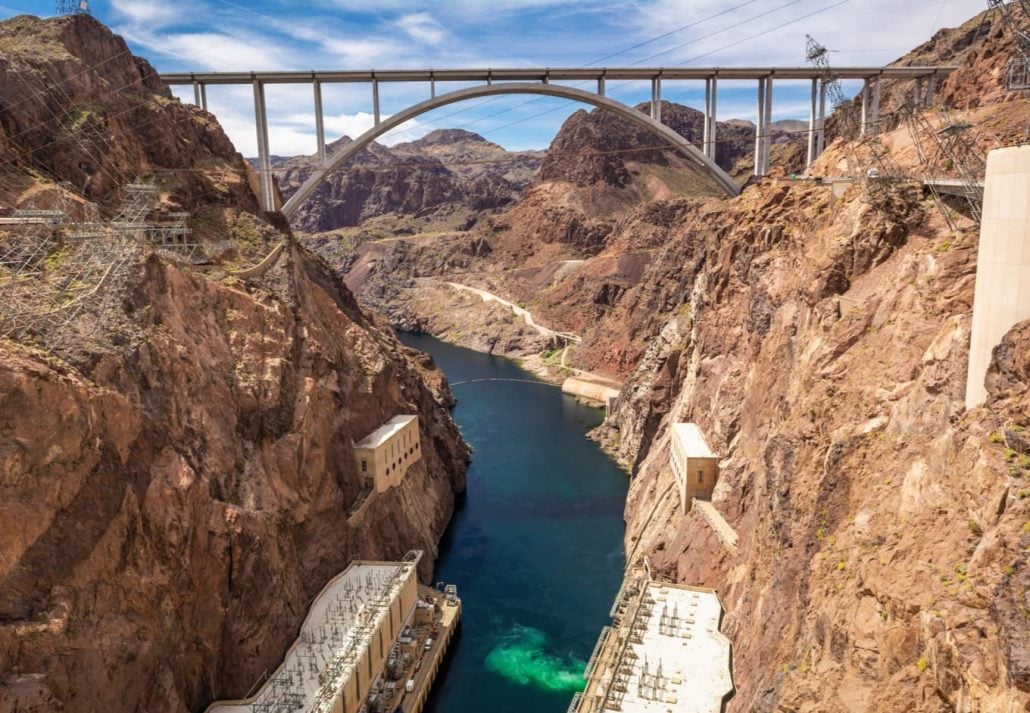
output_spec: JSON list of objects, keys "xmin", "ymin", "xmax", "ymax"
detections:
[
  {"xmin": 361, "ymin": 459, "xmax": 367, "ymax": 473},
  {"xmin": 698, "ymin": 470, "xmax": 704, "ymax": 483}
]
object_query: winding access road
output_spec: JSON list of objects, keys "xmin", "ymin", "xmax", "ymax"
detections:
[{"xmin": 432, "ymin": 280, "xmax": 581, "ymax": 343}]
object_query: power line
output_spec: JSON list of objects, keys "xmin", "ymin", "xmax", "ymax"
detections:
[
  {"xmin": 394, "ymin": 0, "xmax": 765, "ymax": 133},
  {"xmin": 468, "ymin": 0, "xmax": 851, "ymax": 140},
  {"xmin": 444, "ymin": 0, "xmax": 839, "ymax": 138}
]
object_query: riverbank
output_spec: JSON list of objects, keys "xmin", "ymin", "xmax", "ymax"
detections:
[
  {"xmin": 404, "ymin": 278, "xmax": 623, "ymax": 404},
  {"xmin": 397, "ymin": 333, "xmax": 628, "ymax": 713}
]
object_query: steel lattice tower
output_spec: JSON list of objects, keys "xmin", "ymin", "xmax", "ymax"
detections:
[
  {"xmin": 988, "ymin": 0, "xmax": 1030, "ymax": 90},
  {"xmin": 805, "ymin": 35, "xmax": 900, "ymax": 196}
]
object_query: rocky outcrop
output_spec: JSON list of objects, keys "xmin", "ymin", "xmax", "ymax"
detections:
[
  {"xmin": 596, "ymin": 168, "xmax": 1028, "ymax": 710},
  {"xmin": 275, "ymin": 130, "xmax": 543, "ymax": 234},
  {"xmin": 0, "ymin": 14, "xmax": 263, "ymax": 236},
  {"xmin": 0, "ymin": 243, "xmax": 468, "ymax": 713},
  {"xmin": 0, "ymin": 14, "xmax": 469, "ymax": 713},
  {"xmin": 538, "ymin": 101, "xmax": 753, "ymax": 188}
]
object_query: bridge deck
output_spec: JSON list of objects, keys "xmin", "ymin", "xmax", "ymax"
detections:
[{"xmin": 161, "ymin": 66, "xmax": 956, "ymax": 86}]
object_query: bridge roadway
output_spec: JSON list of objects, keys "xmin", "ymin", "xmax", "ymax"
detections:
[
  {"xmin": 159, "ymin": 65, "xmax": 957, "ymax": 213},
  {"xmin": 159, "ymin": 66, "xmax": 955, "ymax": 85}
]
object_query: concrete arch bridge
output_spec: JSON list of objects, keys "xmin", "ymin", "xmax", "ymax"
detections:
[{"xmin": 160, "ymin": 66, "xmax": 955, "ymax": 216}]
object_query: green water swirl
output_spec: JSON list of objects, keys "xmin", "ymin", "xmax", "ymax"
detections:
[{"xmin": 484, "ymin": 624, "xmax": 587, "ymax": 693}]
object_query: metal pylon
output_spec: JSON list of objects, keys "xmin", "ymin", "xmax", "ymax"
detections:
[
  {"xmin": 55, "ymin": 0, "xmax": 90, "ymax": 15},
  {"xmin": 988, "ymin": 0, "xmax": 1030, "ymax": 91},
  {"xmin": 902, "ymin": 103, "xmax": 987, "ymax": 225},
  {"xmin": 0, "ymin": 179, "xmax": 197, "ymax": 355},
  {"xmin": 805, "ymin": 35, "xmax": 900, "ymax": 197}
]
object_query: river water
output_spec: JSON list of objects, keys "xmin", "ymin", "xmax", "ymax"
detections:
[{"xmin": 397, "ymin": 333, "xmax": 628, "ymax": 713}]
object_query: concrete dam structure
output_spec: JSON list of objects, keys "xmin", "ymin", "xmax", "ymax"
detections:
[{"xmin": 965, "ymin": 145, "xmax": 1030, "ymax": 408}]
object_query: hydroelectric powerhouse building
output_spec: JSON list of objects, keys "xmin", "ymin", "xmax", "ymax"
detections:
[
  {"xmin": 204, "ymin": 551, "xmax": 461, "ymax": 713},
  {"xmin": 571, "ymin": 565, "xmax": 734, "ymax": 713},
  {"xmin": 354, "ymin": 415, "xmax": 421, "ymax": 493}
]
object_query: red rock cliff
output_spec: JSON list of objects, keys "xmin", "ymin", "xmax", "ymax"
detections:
[{"xmin": 0, "ymin": 13, "xmax": 469, "ymax": 713}]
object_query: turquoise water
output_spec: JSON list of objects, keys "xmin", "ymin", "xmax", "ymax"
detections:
[{"xmin": 397, "ymin": 333, "xmax": 628, "ymax": 713}]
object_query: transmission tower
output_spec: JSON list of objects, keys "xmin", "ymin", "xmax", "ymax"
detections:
[
  {"xmin": 901, "ymin": 104, "xmax": 988, "ymax": 227},
  {"xmin": 55, "ymin": 0, "xmax": 90, "ymax": 15},
  {"xmin": 805, "ymin": 35, "xmax": 900, "ymax": 194},
  {"xmin": 0, "ymin": 179, "xmax": 199, "ymax": 356},
  {"xmin": 988, "ymin": 0, "xmax": 1030, "ymax": 90}
]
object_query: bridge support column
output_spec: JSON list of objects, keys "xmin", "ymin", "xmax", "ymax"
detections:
[
  {"xmin": 372, "ymin": 77, "xmax": 381, "ymax": 125},
  {"xmin": 754, "ymin": 78, "xmax": 765, "ymax": 177},
  {"xmin": 807, "ymin": 78, "xmax": 818, "ymax": 169},
  {"xmin": 860, "ymin": 79, "xmax": 870, "ymax": 137},
  {"xmin": 200, "ymin": 83, "xmax": 207, "ymax": 112},
  {"xmin": 703, "ymin": 78, "xmax": 718, "ymax": 161},
  {"xmin": 915, "ymin": 77, "xmax": 924, "ymax": 108},
  {"xmin": 709, "ymin": 78, "xmax": 718, "ymax": 161},
  {"xmin": 651, "ymin": 77, "xmax": 662, "ymax": 123},
  {"xmin": 313, "ymin": 79, "xmax": 326, "ymax": 163},
  {"xmin": 597, "ymin": 76, "xmax": 605, "ymax": 97},
  {"xmin": 925, "ymin": 75, "xmax": 935, "ymax": 107},
  {"xmin": 762, "ymin": 77, "xmax": 773, "ymax": 174},
  {"xmin": 817, "ymin": 80, "xmax": 827, "ymax": 158},
  {"xmin": 252, "ymin": 80, "xmax": 275, "ymax": 212},
  {"xmin": 703, "ymin": 79, "xmax": 711, "ymax": 156},
  {"xmin": 193, "ymin": 81, "xmax": 202, "ymax": 108},
  {"xmin": 871, "ymin": 75, "xmax": 882, "ymax": 136},
  {"xmin": 430, "ymin": 73, "xmax": 436, "ymax": 99}
]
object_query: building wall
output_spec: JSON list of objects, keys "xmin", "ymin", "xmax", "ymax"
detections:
[
  {"xmin": 204, "ymin": 559, "xmax": 422, "ymax": 713},
  {"xmin": 966, "ymin": 145, "xmax": 1030, "ymax": 408},
  {"xmin": 685, "ymin": 457, "xmax": 718, "ymax": 503},
  {"xmin": 670, "ymin": 434, "xmax": 718, "ymax": 513},
  {"xmin": 354, "ymin": 417, "xmax": 422, "ymax": 493},
  {"xmin": 349, "ymin": 566, "xmax": 420, "ymax": 712}
]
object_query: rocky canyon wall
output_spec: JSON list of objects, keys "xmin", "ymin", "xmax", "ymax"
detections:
[
  {"xmin": 599, "ymin": 176, "xmax": 1029, "ymax": 711},
  {"xmin": 0, "ymin": 13, "xmax": 469, "ymax": 713}
]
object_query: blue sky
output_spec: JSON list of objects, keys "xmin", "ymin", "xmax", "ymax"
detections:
[{"xmin": 4, "ymin": 0, "xmax": 986, "ymax": 156}]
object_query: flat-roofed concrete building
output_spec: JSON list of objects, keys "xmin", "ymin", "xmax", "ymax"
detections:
[
  {"xmin": 205, "ymin": 553, "xmax": 422, "ymax": 713},
  {"xmin": 572, "ymin": 568, "xmax": 734, "ymax": 713},
  {"xmin": 204, "ymin": 551, "xmax": 461, "ymax": 713},
  {"xmin": 354, "ymin": 415, "xmax": 421, "ymax": 494},
  {"xmin": 670, "ymin": 423, "xmax": 719, "ymax": 513}
]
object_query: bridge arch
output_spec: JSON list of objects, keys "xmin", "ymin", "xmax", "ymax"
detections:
[{"xmin": 281, "ymin": 82, "xmax": 740, "ymax": 218}]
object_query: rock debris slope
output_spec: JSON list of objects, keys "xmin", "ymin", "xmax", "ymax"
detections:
[{"xmin": 0, "ymin": 13, "xmax": 468, "ymax": 713}]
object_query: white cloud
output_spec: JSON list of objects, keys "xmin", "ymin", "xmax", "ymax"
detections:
[
  {"xmin": 118, "ymin": 26, "xmax": 299, "ymax": 70},
  {"xmin": 319, "ymin": 37, "xmax": 408, "ymax": 66},
  {"xmin": 396, "ymin": 12, "xmax": 447, "ymax": 45},
  {"xmin": 109, "ymin": 0, "xmax": 188, "ymax": 27}
]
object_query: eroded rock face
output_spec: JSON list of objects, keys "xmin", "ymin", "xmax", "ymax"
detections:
[
  {"xmin": 275, "ymin": 131, "xmax": 543, "ymax": 234},
  {"xmin": 603, "ymin": 176, "xmax": 1029, "ymax": 710},
  {"xmin": 538, "ymin": 101, "xmax": 753, "ymax": 188},
  {"xmin": 0, "ymin": 246, "xmax": 468, "ymax": 713},
  {"xmin": 0, "ymin": 14, "xmax": 262, "ymax": 230},
  {"xmin": 0, "ymin": 14, "xmax": 469, "ymax": 712}
]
